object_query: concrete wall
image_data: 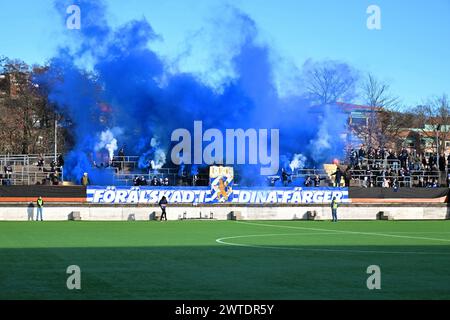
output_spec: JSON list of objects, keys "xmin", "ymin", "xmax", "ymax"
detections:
[{"xmin": 0, "ymin": 204, "xmax": 448, "ymax": 221}]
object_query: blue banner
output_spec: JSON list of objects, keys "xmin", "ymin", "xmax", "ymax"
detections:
[{"xmin": 87, "ymin": 186, "xmax": 349, "ymax": 204}]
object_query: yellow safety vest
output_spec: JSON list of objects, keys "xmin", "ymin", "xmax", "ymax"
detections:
[{"xmin": 332, "ymin": 201, "xmax": 338, "ymax": 209}]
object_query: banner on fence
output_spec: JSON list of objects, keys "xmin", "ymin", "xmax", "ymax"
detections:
[{"xmin": 87, "ymin": 186, "xmax": 349, "ymax": 205}]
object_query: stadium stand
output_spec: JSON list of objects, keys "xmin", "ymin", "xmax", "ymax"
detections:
[
  {"xmin": 0, "ymin": 154, "xmax": 63, "ymax": 186},
  {"xmin": 0, "ymin": 147, "xmax": 448, "ymax": 187}
]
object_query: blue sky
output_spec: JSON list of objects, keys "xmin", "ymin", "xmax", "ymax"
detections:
[{"xmin": 0, "ymin": 0, "xmax": 449, "ymax": 106}]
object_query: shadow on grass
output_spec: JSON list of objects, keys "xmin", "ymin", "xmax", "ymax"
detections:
[{"xmin": 0, "ymin": 244, "xmax": 449, "ymax": 300}]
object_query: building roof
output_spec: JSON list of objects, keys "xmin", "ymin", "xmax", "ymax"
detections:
[{"xmin": 335, "ymin": 102, "xmax": 382, "ymax": 113}]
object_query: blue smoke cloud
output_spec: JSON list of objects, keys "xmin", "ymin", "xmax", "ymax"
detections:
[{"xmin": 36, "ymin": 0, "xmax": 352, "ymax": 186}]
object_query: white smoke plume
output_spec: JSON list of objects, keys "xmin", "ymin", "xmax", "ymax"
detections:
[
  {"xmin": 289, "ymin": 153, "xmax": 307, "ymax": 172},
  {"xmin": 94, "ymin": 128, "xmax": 122, "ymax": 161},
  {"xmin": 308, "ymin": 115, "xmax": 332, "ymax": 163},
  {"xmin": 149, "ymin": 136, "xmax": 167, "ymax": 170},
  {"xmin": 151, "ymin": 149, "xmax": 167, "ymax": 170}
]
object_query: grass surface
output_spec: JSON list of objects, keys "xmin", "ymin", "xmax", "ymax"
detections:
[{"xmin": 0, "ymin": 220, "xmax": 449, "ymax": 300}]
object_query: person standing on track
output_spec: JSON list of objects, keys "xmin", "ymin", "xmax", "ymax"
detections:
[
  {"xmin": 331, "ymin": 197, "xmax": 338, "ymax": 222},
  {"xmin": 36, "ymin": 196, "xmax": 44, "ymax": 221},
  {"xmin": 159, "ymin": 196, "xmax": 168, "ymax": 221}
]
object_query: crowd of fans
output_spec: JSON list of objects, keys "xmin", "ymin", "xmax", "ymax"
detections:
[
  {"xmin": 1, "ymin": 154, "xmax": 64, "ymax": 186},
  {"xmin": 346, "ymin": 145, "xmax": 447, "ymax": 188},
  {"xmin": 36, "ymin": 154, "xmax": 64, "ymax": 185},
  {"xmin": 3, "ymin": 144, "xmax": 450, "ymax": 188},
  {"xmin": 133, "ymin": 175, "xmax": 170, "ymax": 186}
]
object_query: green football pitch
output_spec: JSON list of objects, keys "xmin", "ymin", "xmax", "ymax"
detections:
[{"xmin": 0, "ymin": 220, "xmax": 449, "ymax": 300}]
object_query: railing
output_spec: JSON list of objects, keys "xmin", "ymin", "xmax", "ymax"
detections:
[
  {"xmin": 112, "ymin": 172, "xmax": 210, "ymax": 187},
  {"xmin": 350, "ymin": 171, "xmax": 441, "ymax": 188},
  {"xmin": 348, "ymin": 156, "xmax": 444, "ymax": 171},
  {"xmin": 1, "ymin": 170, "xmax": 63, "ymax": 186}
]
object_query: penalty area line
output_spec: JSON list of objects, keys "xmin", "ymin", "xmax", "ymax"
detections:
[{"xmin": 235, "ymin": 221, "xmax": 450, "ymax": 243}]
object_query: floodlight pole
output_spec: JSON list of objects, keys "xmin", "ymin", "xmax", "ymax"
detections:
[
  {"xmin": 436, "ymin": 124, "xmax": 441, "ymax": 156},
  {"xmin": 54, "ymin": 117, "xmax": 57, "ymax": 163}
]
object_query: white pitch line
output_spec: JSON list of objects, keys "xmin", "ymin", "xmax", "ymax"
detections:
[
  {"xmin": 215, "ymin": 233, "xmax": 450, "ymax": 255},
  {"xmin": 235, "ymin": 221, "xmax": 450, "ymax": 243}
]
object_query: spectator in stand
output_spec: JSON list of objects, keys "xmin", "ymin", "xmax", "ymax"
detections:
[
  {"xmin": 140, "ymin": 176, "xmax": 148, "ymax": 186},
  {"xmin": 118, "ymin": 147, "xmax": 125, "ymax": 161},
  {"xmin": 439, "ymin": 154, "xmax": 446, "ymax": 172},
  {"xmin": 331, "ymin": 167, "xmax": 343, "ymax": 187},
  {"xmin": 133, "ymin": 175, "xmax": 140, "ymax": 186},
  {"xmin": 164, "ymin": 177, "xmax": 169, "ymax": 186},
  {"xmin": 432, "ymin": 178, "xmax": 439, "ymax": 188},
  {"xmin": 367, "ymin": 170, "xmax": 375, "ymax": 188},
  {"xmin": 358, "ymin": 144, "xmax": 366, "ymax": 165},
  {"xmin": 313, "ymin": 174, "xmax": 324, "ymax": 187},
  {"xmin": 412, "ymin": 154, "xmax": 421, "ymax": 170},
  {"xmin": 50, "ymin": 160, "xmax": 56, "ymax": 172},
  {"xmin": 117, "ymin": 147, "xmax": 125, "ymax": 171},
  {"xmin": 399, "ymin": 148, "xmax": 408, "ymax": 169},
  {"xmin": 422, "ymin": 153, "xmax": 429, "ymax": 170},
  {"xmin": 349, "ymin": 148, "xmax": 357, "ymax": 167},
  {"xmin": 304, "ymin": 176, "xmax": 312, "ymax": 187},
  {"xmin": 51, "ymin": 175, "xmax": 59, "ymax": 185},
  {"xmin": 151, "ymin": 176, "xmax": 159, "ymax": 186},
  {"xmin": 37, "ymin": 154, "xmax": 44, "ymax": 171},
  {"xmin": 418, "ymin": 176, "xmax": 425, "ymax": 188},
  {"xmin": 192, "ymin": 173, "xmax": 198, "ymax": 186},
  {"xmin": 392, "ymin": 152, "xmax": 400, "ymax": 171},
  {"xmin": 428, "ymin": 153, "xmax": 435, "ymax": 169},
  {"xmin": 81, "ymin": 172, "xmax": 90, "ymax": 186},
  {"xmin": 447, "ymin": 154, "xmax": 450, "ymax": 171},
  {"xmin": 398, "ymin": 168, "xmax": 405, "ymax": 187},
  {"xmin": 393, "ymin": 178, "xmax": 399, "ymax": 192},
  {"xmin": 4, "ymin": 164, "xmax": 12, "ymax": 179},
  {"xmin": 57, "ymin": 154, "xmax": 64, "ymax": 168},
  {"xmin": 344, "ymin": 167, "xmax": 352, "ymax": 187},
  {"xmin": 281, "ymin": 168, "xmax": 291, "ymax": 187}
]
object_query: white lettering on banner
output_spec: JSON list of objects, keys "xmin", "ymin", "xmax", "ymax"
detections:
[
  {"xmin": 182, "ymin": 191, "xmax": 195, "ymax": 202},
  {"xmin": 172, "ymin": 191, "xmax": 183, "ymax": 203},
  {"xmin": 103, "ymin": 190, "xmax": 115, "ymax": 203},
  {"xmin": 266, "ymin": 191, "xmax": 277, "ymax": 203},
  {"xmin": 93, "ymin": 190, "xmax": 105, "ymax": 203},
  {"xmin": 281, "ymin": 191, "xmax": 292, "ymax": 203},
  {"xmin": 302, "ymin": 191, "xmax": 313, "ymax": 203},
  {"xmin": 87, "ymin": 188, "xmax": 349, "ymax": 204},
  {"xmin": 256, "ymin": 191, "xmax": 268, "ymax": 203},
  {"xmin": 291, "ymin": 191, "xmax": 301, "ymax": 203},
  {"xmin": 312, "ymin": 191, "xmax": 323, "ymax": 202},
  {"xmin": 128, "ymin": 191, "xmax": 139, "ymax": 203},
  {"xmin": 148, "ymin": 191, "xmax": 159, "ymax": 203},
  {"xmin": 116, "ymin": 190, "xmax": 128, "ymax": 203},
  {"xmin": 139, "ymin": 191, "xmax": 148, "ymax": 203}
]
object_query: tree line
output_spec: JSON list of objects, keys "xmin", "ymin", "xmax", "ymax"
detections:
[{"xmin": 0, "ymin": 56, "xmax": 448, "ymax": 156}]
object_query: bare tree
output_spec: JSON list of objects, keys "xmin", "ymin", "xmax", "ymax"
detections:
[
  {"xmin": 411, "ymin": 94, "xmax": 450, "ymax": 154},
  {"xmin": 303, "ymin": 59, "xmax": 359, "ymax": 105},
  {"xmin": 0, "ymin": 58, "xmax": 58, "ymax": 154},
  {"xmin": 357, "ymin": 73, "xmax": 401, "ymax": 148}
]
